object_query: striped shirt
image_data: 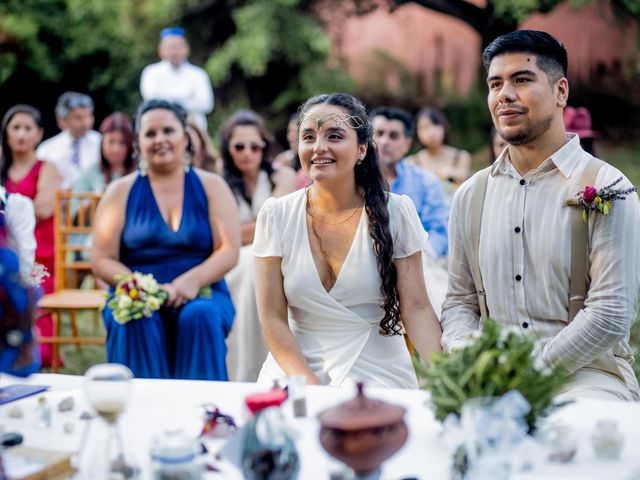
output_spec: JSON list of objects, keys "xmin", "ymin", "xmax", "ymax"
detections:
[{"xmin": 441, "ymin": 134, "xmax": 640, "ymax": 396}]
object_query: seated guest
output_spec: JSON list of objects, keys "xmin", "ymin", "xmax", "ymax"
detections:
[
  {"xmin": 371, "ymin": 106, "xmax": 450, "ymax": 317},
  {"xmin": 408, "ymin": 107, "xmax": 471, "ymax": 189},
  {"xmin": 36, "ymin": 92, "xmax": 101, "ymax": 189},
  {"xmin": 91, "ymin": 100, "xmax": 240, "ymax": 380},
  {"xmin": 222, "ymin": 110, "xmax": 296, "ymax": 382},
  {"xmin": 254, "ymin": 93, "xmax": 442, "ymax": 388},
  {"xmin": 186, "ymin": 117, "xmax": 221, "ymax": 173},
  {"xmin": 371, "ymin": 106, "xmax": 449, "ymax": 259},
  {"xmin": 1, "ymin": 104, "xmax": 62, "ymax": 367},
  {"xmin": 0, "ymin": 211, "xmax": 40, "ymax": 376},
  {"xmin": 73, "ymin": 112, "xmax": 136, "ymax": 194}
]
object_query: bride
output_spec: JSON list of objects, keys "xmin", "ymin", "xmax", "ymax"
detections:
[{"xmin": 253, "ymin": 93, "xmax": 442, "ymax": 388}]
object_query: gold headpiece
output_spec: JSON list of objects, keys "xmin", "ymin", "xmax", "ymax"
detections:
[{"xmin": 300, "ymin": 112, "xmax": 366, "ymax": 132}]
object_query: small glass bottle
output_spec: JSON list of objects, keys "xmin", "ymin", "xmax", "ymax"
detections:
[
  {"xmin": 591, "ymin": 419, "xmax": 624, "ymax": 460},
  {"xmin": 288, "ymin": 375, "xmax": 307, "ymax": 418},
  {"xmin": 36, "ymin": 396, "xmax": 52, "ymax": 428}
]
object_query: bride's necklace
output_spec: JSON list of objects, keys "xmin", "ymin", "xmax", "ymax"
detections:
[{"xmin": 305, "ymin": 188, "xmax": 363, "ymax": 225}]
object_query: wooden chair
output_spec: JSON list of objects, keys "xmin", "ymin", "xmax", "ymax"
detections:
[{"xmin": 37, "ymin": 191, "xmax": 106, "ymax": 372}]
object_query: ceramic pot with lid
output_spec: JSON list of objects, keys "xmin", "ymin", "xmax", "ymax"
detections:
[{"xmin": 317, "ymin": 382, "xmax": 408, "ymax": 476}]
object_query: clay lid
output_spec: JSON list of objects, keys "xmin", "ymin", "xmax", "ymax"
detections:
[{"xmin": 318, "ymin": 383, "xmax": 406, "ymax": 431}]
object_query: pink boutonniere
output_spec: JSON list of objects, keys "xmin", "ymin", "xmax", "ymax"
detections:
[{"xmin": 576, "ymin": 177, "xmax": 637, "ymax": 222}]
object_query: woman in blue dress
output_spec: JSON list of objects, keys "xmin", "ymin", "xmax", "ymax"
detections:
[{"xmin": 91, "ymin": 100, "xmax": 240, "ymax": 380}]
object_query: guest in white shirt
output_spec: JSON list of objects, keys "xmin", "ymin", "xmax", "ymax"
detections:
[
  {"xmin": 442, "ymin": 30, "xmax": 640, "ymax": 401},
  {"xmin": 36, "ymin": 92, "xmax": 101, "ymax": 189},
  {"xmin": 140, "ymin": 27, "xmax": 214, "ymax": 132}
]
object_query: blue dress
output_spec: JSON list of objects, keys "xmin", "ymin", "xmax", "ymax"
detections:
[{"xmin": 103, "ymin": 168, "xmax": 234, "ymax": 380}]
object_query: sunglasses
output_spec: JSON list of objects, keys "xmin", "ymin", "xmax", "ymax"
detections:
[{"xmin": 231, "ymin": 141, "xmax": 265, "ymax": 153}]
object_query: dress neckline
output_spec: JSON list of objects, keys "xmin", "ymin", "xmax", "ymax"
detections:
[
  {"xmin": 144, "ymin": 170, "xmax": 188, "ymax": 234},
  {"xmin": 303, "ymin": 191, "xmax": 366, "ymax": 295},
  {"xmin": 7, "ymin": 160, "xmax": 41, "ymax": 186}
]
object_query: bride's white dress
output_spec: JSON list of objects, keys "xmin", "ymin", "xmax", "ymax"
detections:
[{"xmin": 253, "ymin": 189, "xmax": 428, "ymax": 388}]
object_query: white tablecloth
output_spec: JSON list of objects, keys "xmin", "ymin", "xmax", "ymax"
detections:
[{"xmin": 1, "ymin": 374, "xmax": 639, "ymax": 479}]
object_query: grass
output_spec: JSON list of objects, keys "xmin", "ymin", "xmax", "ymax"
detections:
[{"xmin": 47, "ymin": 142, "xmax": 640, "ymax": 381}]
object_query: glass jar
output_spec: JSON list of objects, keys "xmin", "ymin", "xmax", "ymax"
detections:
[
  {"xmin": 241, "ymin": 406, "xmax": 299, "ymax": 480},
  {"xmin": 150, "ymin": 426, "xmax": 202, "ymax": 480}
]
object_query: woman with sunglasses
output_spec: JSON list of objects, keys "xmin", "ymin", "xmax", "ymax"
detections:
[
  {"xmin": 221, "ymin": 110, "xmax": 296, "ymax": 381},
  {"xmin": 92, "ymin": 100, "xmax": 240, "ymax": 380},
  {"xmin": 1, "ymin": 104, "xmax": 62, "ymax": 368}
]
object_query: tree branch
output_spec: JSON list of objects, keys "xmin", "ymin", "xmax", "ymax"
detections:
[{"xmin": 392, "ymin": 0, "xmax": 489, "ymax": 34}]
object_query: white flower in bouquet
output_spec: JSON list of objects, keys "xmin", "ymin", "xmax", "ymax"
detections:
[
  {"xmin": 118, "ymin": 295, "xmax": 133, "ymax": 310},
  {"xmin": 138, "ymin": 273, "xmax": 159, "ymax": 294},
  {"xmin": 145, "ymin": 295, "xmax": 161, "ymax": 311}
]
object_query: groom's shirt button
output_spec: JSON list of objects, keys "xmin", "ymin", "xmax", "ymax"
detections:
[
  {"xmin": 515, "ymin": 274, "xmax": 522, "ymax": 281},
  {"xmin": 519, "ymin": 179, "xmax": 526, "ymax": 186},
  {"xmin": 514, "ymin": 226, "xmax": 521, "ymax": 233}
]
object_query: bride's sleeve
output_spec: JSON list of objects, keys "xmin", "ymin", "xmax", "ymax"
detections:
[
  {"xmin": 252, "ymin": 197, "xmax": 282, "ymax": 258},
  {"xmin": 391, "ymin": 194, "xmax": 429, "ymax": 259}
]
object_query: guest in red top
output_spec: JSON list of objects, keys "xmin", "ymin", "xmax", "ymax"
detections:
[{"xmin": 1, "ymin": 104, "xmax": 62, "ymax": 367}]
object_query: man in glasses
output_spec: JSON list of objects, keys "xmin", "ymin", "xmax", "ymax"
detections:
[
  {"xmin": 36, "ymin": 91, "xmax": 100, "ymax": 189},
  {"xmin": 140, "ymin": 27, "xmax": 214, "ymax": 132}
]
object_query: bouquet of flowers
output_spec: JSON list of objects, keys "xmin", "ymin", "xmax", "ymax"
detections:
[
  {"xmin": 107, "ymin": 272, "xmax": 168, "ymax": 324},
  {"xmin": 415, "ymin": 320, "xmax": 568, "ymax": 431},
  {"xmin": 107, "ymin": 272, "xmax": 213, "ymax": 324}
]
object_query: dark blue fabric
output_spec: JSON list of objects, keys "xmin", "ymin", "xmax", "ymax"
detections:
[
  {"xmin": 103, "ymin": 168, "xmax": 234, "ymax": 380},
  {"xmin": 0, "ymin": 212, "xmax": 41, "ymax": 376}
]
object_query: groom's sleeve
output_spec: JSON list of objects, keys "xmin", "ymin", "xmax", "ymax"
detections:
[
  {"xmin": 439, "ymin": 180, "xmax": 481, "ymax": 351},
  {"xmin": 542, "ymin": 168, "xmax": 640, "ymax": 374}
]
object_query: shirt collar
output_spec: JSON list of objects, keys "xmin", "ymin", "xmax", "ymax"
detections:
[
  {"xmin": 161, "ymin": 59, "xmax": 187, "ymax": 71},
  {"xmin": 491, "ymin": 133, "xmax": 583, "ymax": 179}
]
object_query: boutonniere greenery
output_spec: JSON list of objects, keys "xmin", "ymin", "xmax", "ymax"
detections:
[{"xmin": 577, "ymin": 177, "xmax": 637, "ymax": 222}]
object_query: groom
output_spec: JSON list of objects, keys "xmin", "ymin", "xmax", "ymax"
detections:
[{"xmin": 441, "ymin": 30, "xmax": 640, "ymax": 401}]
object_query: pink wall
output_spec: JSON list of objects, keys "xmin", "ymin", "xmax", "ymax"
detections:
[
  {"xmin": 326, "ymin": 0, "xmax": 638, "ymax": 100},
  {"xmin": 522, "ymin": 1, "xmax": 638, "ymax": 83}
]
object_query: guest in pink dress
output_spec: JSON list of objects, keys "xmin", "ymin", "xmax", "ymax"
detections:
[{"xmin": 1, "ymin": 105, "xmax": 62, "ymax": 367}]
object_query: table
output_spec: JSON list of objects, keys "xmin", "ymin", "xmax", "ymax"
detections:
[{"xmin": 1, "ymin": 374, "xmax": 639, "ymax": 479}]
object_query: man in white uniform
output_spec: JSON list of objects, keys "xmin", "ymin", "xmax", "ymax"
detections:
[
  {"xmin": 140, "ymin": 27, "xmax": 214, "ymax": 131},
  {"xmin": 36, "ymin": 92, "xmax": 101, "ymax": 189},
  {"xmin": 442, "ymin": 30, "xmax": 640, "ymax": 401}
]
